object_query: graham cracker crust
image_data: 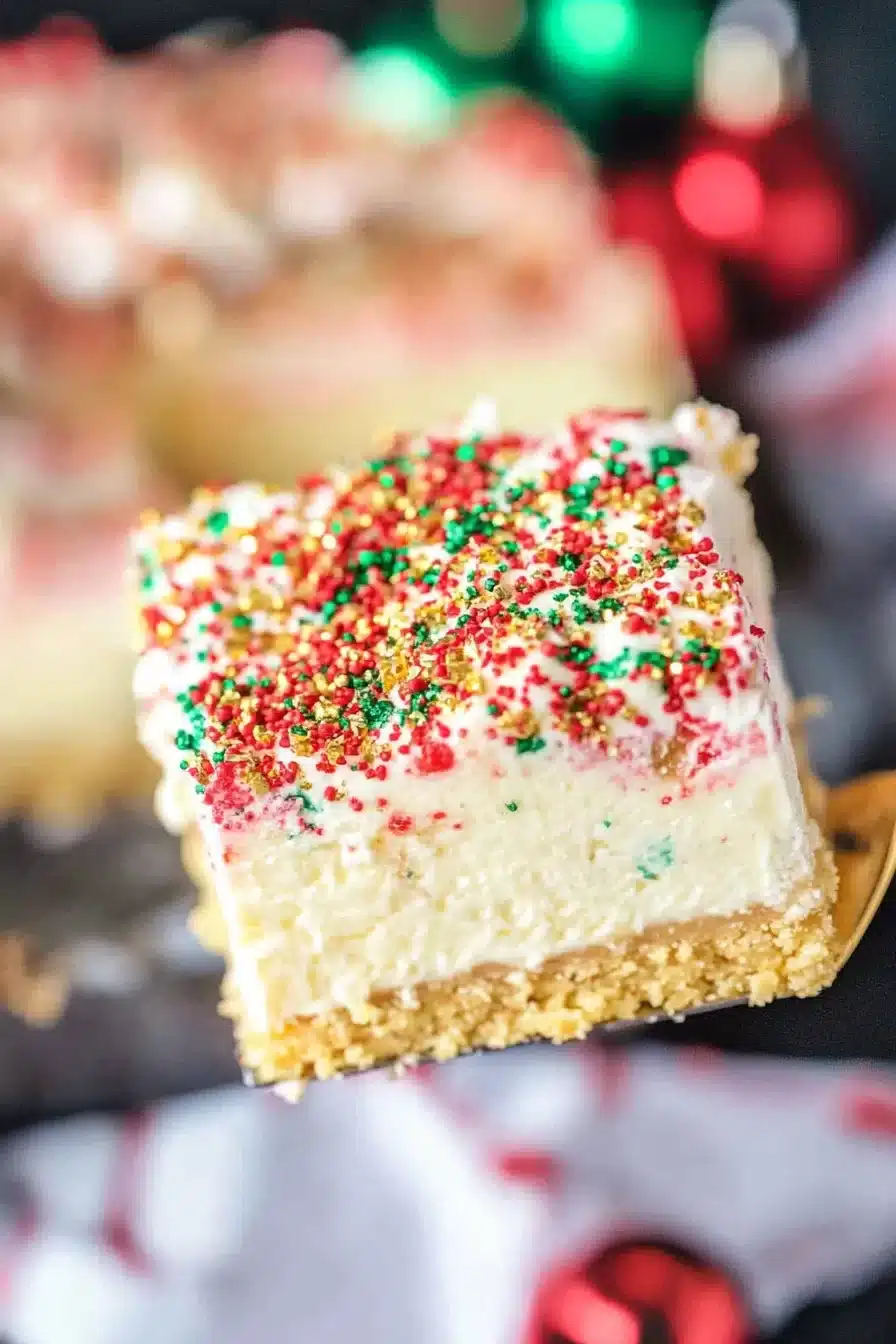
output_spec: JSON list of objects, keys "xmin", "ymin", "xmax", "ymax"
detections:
[{"xmin": 226, "ymin": 849, "xmax": 840, "ymax": 1086}]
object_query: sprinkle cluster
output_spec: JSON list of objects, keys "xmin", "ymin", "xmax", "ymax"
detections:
[{"xmin": 134, "ymin": 405, "xmax": 766, "ymax": 826}]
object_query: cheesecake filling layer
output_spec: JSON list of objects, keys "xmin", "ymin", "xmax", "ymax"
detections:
[
  {"xmin": 132, "ymin": 401, "xmax": 834, "ymax": 1054},
  {"xmin": 203, "ymin": 739, "xmax": 820, "ymax": 1032}
]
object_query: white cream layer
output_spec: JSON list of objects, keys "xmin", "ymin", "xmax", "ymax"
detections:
[{"xmin": 199, "ymin": 728, "xmax": 822, "ymax": 1033}]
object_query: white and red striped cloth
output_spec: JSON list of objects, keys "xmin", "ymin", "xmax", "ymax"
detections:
[{"xmin": 2, "ymin": 1042, "xmax": 896, "ymax": 1344}]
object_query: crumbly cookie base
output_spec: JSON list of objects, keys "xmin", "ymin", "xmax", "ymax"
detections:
[{"xmin": 225, "ymin": 850, "xmax": 840, "ymax": 1087}]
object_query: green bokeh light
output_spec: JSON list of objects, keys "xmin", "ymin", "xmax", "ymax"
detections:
[
  {"xmin": 351, "ymin": 46, "xmax": 456, "ymax": 137},
  {"xmin": 538, "ymin": 0, "xmax": 638, "ymax": 79}
]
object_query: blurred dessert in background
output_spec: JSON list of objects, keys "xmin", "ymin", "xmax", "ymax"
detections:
[
  {"xmin": 0, "ymin": 389, "xmax": 162, "ymax": 833},
  {"xmin": 0, "ymin": 26, "xmax": 690, "ymax": 493},
  {"xmin": 137, "ymin": 48, "xmax": 690, "ymax": 485}
]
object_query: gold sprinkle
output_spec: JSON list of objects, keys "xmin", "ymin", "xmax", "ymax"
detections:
[
  {"xmin": 652, "ymin": 736, "xmax": 686, "ymax": 778},
  {"xmin": 157, "ymin": 538, "xmax": 187, "ymax": 564},
  {"xmin": 245, "ymin": 769, "xmax": 270, "ymax": 796}
]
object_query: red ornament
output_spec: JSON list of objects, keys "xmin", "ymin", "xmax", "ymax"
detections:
[
  {"xmin": 522, "ymin": 1239, "xmax": 749, "ymax": 1344},
  {"xmin": 607, "ymin": 169, "xmax": 731, "ymax": 367}
]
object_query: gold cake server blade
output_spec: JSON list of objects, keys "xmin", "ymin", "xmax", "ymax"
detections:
[{"xmin": 826, "ymin": 771, "xmax": 896, "ymax": 971}]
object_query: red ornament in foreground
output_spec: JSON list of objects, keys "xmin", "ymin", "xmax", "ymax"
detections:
[{"xmin": 523, "ymin": 1238, "xmax": 749, "ymax": 1344}]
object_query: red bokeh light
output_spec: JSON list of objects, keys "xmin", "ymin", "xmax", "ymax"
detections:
[
  {"xmin": 674, "ymin": 150, "xmax": 764, "ymax": 246},
  {"xmin": 761, "ymin": 183, "xmax": 850, "ymax": 292}
]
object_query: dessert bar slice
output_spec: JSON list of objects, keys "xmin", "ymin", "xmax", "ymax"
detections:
[{"xmin": 133, "ymin": 402, "xmax": 839, "ymax": 1085}]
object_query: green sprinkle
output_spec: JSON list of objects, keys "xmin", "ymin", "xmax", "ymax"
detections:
[
  {"xmin": 650, "ymin": 445, "xmax": 689, "ymax": 473},
  {"xmin": 232, "ymin": 613, "xmax": 251, "ymax": 629},
  {"xmin": 516, "ymin": 734, "xmax": 547, "ymax": 755},
  {"xmin": 212, "ymin": 750, "xmax": 226, "ymax": 764},
  {"xmin": 559, "ymin": 686, "xmax": 573, "ymax": 698},
  {"xmin": 655, "ymin": 470, "xmax": 679, "ymax": 491},
  {"xmin": 591, "ymin": 649, "xmax": 634, "ymax": 680},
  {"xmin": 270, "ymin": 551, "xmax": 287, "ymax": 566},
  {"xmin": 378, "ymin": 472, "xmax": 395, "ymax": 488},
  {"xmin": 206, "ymin": 510, "xmax": 230, "ymax": 534},
  {"xmin": 455, "ymin": 441, "xmax": 478, "ymax": 463},
  {"xmin": 505, "ymin": 801, "xmax": 519, "ymax": 812},
  {"xmin": 607, "ymin": 460, "xmax": 627, "ymax": 477},
  {"xmin": 559, "ymin": 552, "xmax": 580, "ymax": 572},
  {"xmin": 359, "ymin": 693, "xmax": 394, "ymax": 730},
  {"xmin": 636, "ymin": 651, "xmax": 667, "ymax": 671},
  {"xmin": 637, "ymin": 837, "xmax": 674, "ymax": 881}
]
